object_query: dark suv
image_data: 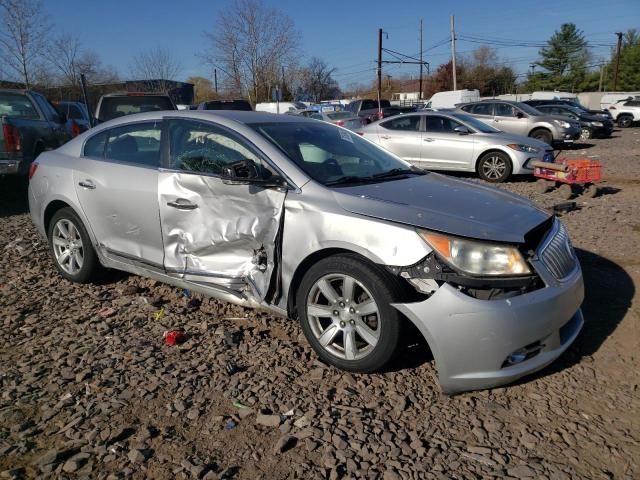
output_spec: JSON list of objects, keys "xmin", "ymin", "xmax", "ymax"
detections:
[
  {"xmin": 533, "ymin": 104, "xmax": 613, "ymax": 139},
  {"xmin": 524, "ymin": 99, "xmax": 612, "ymax": 120},
  {"xmin": 346, "ymin": 99, "xmax": 400, "ymax": 124},
  {"xmin": 95, "ymin": 93, "xmax": 176, "ymax": 123}
]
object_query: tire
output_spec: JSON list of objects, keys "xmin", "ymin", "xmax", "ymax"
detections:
[
  {"xmin": 579, "ymin": 127, "xmax": 592, "ymax": 140},
  {"xmin": 529, "ymin": 129, "xmax": 553, "ymax": 145},
  {"xmin": 47, "ymin": 207, "xmax": 100, "ymax": 283},
  {"xmin": 296, "ymin": 254, "xmax": 402, "ymax": 373},
  {"xmin": 617, "ymin": 115, "xmax": 633, "ymax": 128},
  {"xmin": 477, "ymin": 151, "xmax": 513, "ymax": 183}
]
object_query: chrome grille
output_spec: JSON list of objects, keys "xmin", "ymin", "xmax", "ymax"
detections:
[{"xmin": 539, "ymin": 221, "xmax": 577, "ymax": 280}]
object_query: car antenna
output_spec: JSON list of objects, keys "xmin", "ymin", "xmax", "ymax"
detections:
[{"xmin": 80, "ymin": 73, "xmax": 95, "ymax": 127}]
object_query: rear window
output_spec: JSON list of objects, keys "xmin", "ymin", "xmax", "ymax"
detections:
[
  {"xmin": 98, "ymin": 95, "xmax": 174, "ymax": 122},
  {"xmin": 327, "ymin": 112, "xmax": 353, "ymax": 120},
  {"xmin": 59, "ymin": 103, "xmax": 85, "ymax": 120},
  {"xmin": 0, "ymin": 92, "xmax": 39, "ymax": 118},
  {"xmin": 202, "ymin": 100, "xmax": 252, "ymax": 111}
]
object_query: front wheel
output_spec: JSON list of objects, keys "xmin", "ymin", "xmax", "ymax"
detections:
[
  {"xmin": 297, "ymin": 254, "xmax": 402, "ymax": 372},
  {"xmin": 48, "ymin": 207, "xmax": 101, "ymax": 283},
  {"xmin": 579, "ymin": 127, "xmax": 592, "ymax": 140},
  {"xmin": 530, "ymin": 129, "xmax": 553, "ymax": 145},
  {"xmin": 477, "ymin": 151, "xmax": 513, "ymax": 183},
  {"xmin": 617, "ymin": 115, "xmax": 633, "ymax": 128}
]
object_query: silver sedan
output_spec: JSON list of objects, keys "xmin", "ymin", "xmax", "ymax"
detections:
[
  {"xmin": 359, "ymin": 111, "xmax": 554, "ymax": 182},
  {"xmin": 28, "ymin": 111, "xmax": 583, "ymax": 393}
]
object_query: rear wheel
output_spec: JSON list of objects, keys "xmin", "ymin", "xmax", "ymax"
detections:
[
  {"xmin": 530, "ymin": 128, "xmax": 553, "ymax": 145},
  {"xmin": 48, "ymin": 208, "xmax": 100, "ymax": 283},
  {"xmin": 617, "ymin": 115, "xmax": 633, "ymax": 128},
  {"xmin": 297, "ymin": 254, "xmax": 402, "ymax": 372},
  {"xmin": 477, "ymin": 151, "xmax": 512, "ymax": 183},
  {"xmin": 579, "ymin": 127, "xmax": 592, "ymax": 140}
]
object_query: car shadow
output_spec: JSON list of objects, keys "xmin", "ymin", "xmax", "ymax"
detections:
[
  {"xmin": 557, "ymin": 141, "xmax": 595, "ymax": 150},
  {"xmin": 508, "ymin": 247, "xmax": 634, "ymax": 387},
  {"xmin": 0, "ymin": 177, "xmax": 29, "ymax": 217}
]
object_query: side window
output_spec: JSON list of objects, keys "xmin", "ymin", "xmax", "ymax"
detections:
[
  {"xmin": 310, "ymin": 114, "xmax": 323, "ymax": 120},
  {"xmin": 381, "ymin": 115, "xmax": 421, "ymax": 131},
  {"xmin": 169, "ymin": 120, "xmax": 262, "ymax": 175},
  {"xmin": 426, "ymin": 116, "xmax": 463, "ymax": 133},
  {"xmin": 83, "ymin": 131, "xmax": 108, "ymax": 158},
  {"xmin": 471, "ymin": 103, "xmax": 493, "ymax": 116},
  {"xmin": 495, "ymin": 103, "xmax": 516, "ymax": 117},
  {"xmin": 104, "ymin": 122, "xmax": 162, "ymax": 167}
]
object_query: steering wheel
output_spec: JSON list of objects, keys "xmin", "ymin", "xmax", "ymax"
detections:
[{"xmin": 322, "ymin": 158, "xmax": 340, "ymax": 167}]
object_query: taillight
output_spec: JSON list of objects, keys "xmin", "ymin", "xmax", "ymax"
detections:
[
  {"xmin": 71, "ymin": 120, "xmax": 82, "ymax": 137},
  {"xmin": 377, "ymin": 111, "xmax": 384, "ymax": 120},
  {"xmin": 127, "ymin": 92, "xmax": 145, "ymax": 96},
  {"xmin": 2, "ymin": 124, "xmax": 21, "ymax": 153},
  {"xmin": 356, "ymin": 131, "xmax": 364, "ymax": 136},
  {"xmin": 336, "ymin": 120, "xmax": 345, "ymax": 127},
  {"xmin": 28, "ymin": 161, "xmax": 38, "ymax": 180}
]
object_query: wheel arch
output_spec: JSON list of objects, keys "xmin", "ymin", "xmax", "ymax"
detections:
[
  {"xmin": 474, "ymin": 147, "xmax": 512, "ymax": 172},
  {"xmin": 528, "ymin": 126, "xmax": 552, "ymax": 138}
]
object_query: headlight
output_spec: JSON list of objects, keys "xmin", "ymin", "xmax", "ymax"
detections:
[
  {"xmin": 507, "ymin": 143, "xmax": 540, "ymax": 154},
  {"xmin": 591, "ymin": 121, "xmax": 603, "ymax": 127},
  {"xmin": 553, "ymin": 120, "xmax": 571, "ymax": 128},
  {"xmin": 418, "ymin": 230, "xmax": 531, "ymax": 276}
]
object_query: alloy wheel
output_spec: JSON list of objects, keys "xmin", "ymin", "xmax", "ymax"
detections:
[
  {"xmin": 306, "ymin": 274, "xmax": 380, "ymax": 361},
  {"xmin": 481, "ymin": 155, "xmax": 507, "ymax": 180},
  {"xmin": 52, "ymin": 219, "xmax": 84, "ymax": 275}
]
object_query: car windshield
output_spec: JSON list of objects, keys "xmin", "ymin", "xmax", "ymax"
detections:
[
  {"xmin": 251, "ymin": 121, "xmax": 423, "ymax": 186},
  {"xmin": 451, "ymin": 113, "xmax": 500, "ymax": 133},
  {"xmin": 98, "ymin": 96, "xmax": 174, "ymax": 122},
  {"xmin": 517, "ymin": 102, "xmax": 543, "ymax": 115},
  {"xmin": 0, "ymin": 92, "xmax": 39, "ymax": 118}
]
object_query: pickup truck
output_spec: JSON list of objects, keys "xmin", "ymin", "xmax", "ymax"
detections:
[
  {"xmin": 1, "ymin": 89, "xmax": 71, "ymax": 176},
  {"xmin": 346, "ymin": 99, "xmax": 401, "ymax": 124}
]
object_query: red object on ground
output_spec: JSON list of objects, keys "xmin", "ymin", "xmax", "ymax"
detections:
[
  {"xmin": 534, "ymin": 158, "xmax": 602, "ymax": 185},
  {"xmin": 164, "ymin": 330, "xmax": 186, "ymax": 346}
]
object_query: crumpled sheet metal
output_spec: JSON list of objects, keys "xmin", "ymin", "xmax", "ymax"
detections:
[{"xmin": 159, "ymin": 172, "xmax": 286, "ymax": 299}]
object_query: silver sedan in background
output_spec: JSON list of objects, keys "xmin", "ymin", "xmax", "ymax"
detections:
[
  {"xmin": 358, "ymin": 112, "xmax": 554, "ymax": 182},
  {"xmin": 28, "ymin": 111, "xmax": 583, "ymax": 393}
]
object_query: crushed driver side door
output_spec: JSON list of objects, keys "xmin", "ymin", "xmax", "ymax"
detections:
[{"xmin": 158, "ymin": 118, "xmax": 286, "ymax": 301}]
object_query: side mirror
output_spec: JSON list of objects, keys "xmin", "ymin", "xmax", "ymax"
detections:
[
  {"xmin": 453, "ymin": 125, "xmax": 470, "ymax": 135},
  {"xmin": 222, "ymin": 159, "xmax": 286, "ymax": 188},
  {"xmin": 516, "ymin": 111, "xmax": 525, "ymax": 119}
]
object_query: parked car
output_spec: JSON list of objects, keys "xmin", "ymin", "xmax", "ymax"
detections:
[
  {"xmin": 457, "ymin": 100, "xmax": 580, "ymax": 145},
  {"xmin": 524, "ymin": 99, "xmax": 612, "ymax": 120},
  {"xmin": 56, "ymin": 100, "xmax": 92, "ymax": 135},
  {"xmin": 197, "ymin": 99, "xmax": 252, "ymax": 111},
  {"xmin": 28, "ymin": 110, "xmax": 584, "ymax": 394},
  {"xmin": 255, "ymin": 101, "xmax": 307, "ymax": 114},
  {"xmin": 309, "ymin": 111, "xmax": 363, "ymax": 131},
  {"xmin": 358, "ymin": 111, "xmax": 553, "ymax": 182},
  {"xmin": 600, "ymin": 92, "xmax": 640, "ymax": 110},
  {"xmin": 532, "ymin": 104, "xmax": 614, "ymax": 139},
  {"xmin": 607, "ymin": 99, "xmax": 640, "ymax": 128},
  {"xmin": 94, "ymin": 93, "xmax": 176, "ymax": 123},
  {"xmin": 346, "ymin": 99, "xmax": 400, "ymax": 124},
  {"xmin": 425, "ymin": 89, "xmax": 480, "ymax": 110},
  {"xmin": 1, "ymin": 89, "xmax": 71, "ymax": 176}
]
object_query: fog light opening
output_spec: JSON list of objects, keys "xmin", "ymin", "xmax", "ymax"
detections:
[{"xmin": 502, "ymin": 341, "xmax": 543, "ymax": 368}]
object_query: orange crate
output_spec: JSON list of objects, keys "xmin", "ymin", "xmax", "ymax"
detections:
[{"xmin": 563, "ymin": 159, "xmax": 602, "ymax": 183}]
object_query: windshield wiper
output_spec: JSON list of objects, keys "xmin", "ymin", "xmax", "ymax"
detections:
[
  {"xmin": 371, "ymin": 167, "xmax": 425, "ymax": 179},
  {"xmin": 325, "ymin": 175, "xmax": 374, "ymax": 186}
]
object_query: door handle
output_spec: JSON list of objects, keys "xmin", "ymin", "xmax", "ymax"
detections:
[
  {"xmin": 167, "ymin": 198, "xmax": 198, "ymax": 210},
  {"xmin": 78, "ymin": 180, "xmax": 96, "ymax": 189},
  {"xmin": 380, "ymin": 135, "xmax": 390, "ymax": 139},
  {"xmin": 423, "ymin": 138, "xmax": 435, "ymax": 142}
]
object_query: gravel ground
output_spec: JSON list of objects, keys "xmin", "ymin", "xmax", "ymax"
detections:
[{"xmin": 1, "ymin": 129, "xmax": 638, "ymax": 479}]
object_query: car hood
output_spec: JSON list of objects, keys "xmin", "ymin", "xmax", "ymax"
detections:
[
  {"xmin": 332, "ymin": 173, "xmax": 550, "ymax": 243},
  {"xmin": 476, "ymin": 131, "xmax": 550, "ymax": 149}
]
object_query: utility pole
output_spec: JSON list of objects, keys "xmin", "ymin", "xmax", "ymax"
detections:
[
  {"xmin": 613, "ymin": 32, "xmax": 623, "ymax": 91},
  {"xmin": 214, "ymin": 69, "xmax": 218, "ymax": 94},
  {"xmin": 377, "ymin": 28, "xmax": 383, "ymax": 113},
  {"xmin": 450, "ymin": 15, "xmax": 457, "ymax": 90},
  {"xmin": 419, "ymin": 19, "xmax": 423, "ymax": 101},
  {"xmin": 598, "ymin": 61, "xmax": 605, "ymax": 92}
]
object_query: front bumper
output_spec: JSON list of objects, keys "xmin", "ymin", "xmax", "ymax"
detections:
[
  {"xmin": 557, "ymin": 126, "xmax": 581, "ymax": 143},
  {"xmin": 393, "ymin": 266, "xmax": 584, "ymax": 394}
]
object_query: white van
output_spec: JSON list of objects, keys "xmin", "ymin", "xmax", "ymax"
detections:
[
  {"xmin": 255, "ymin": 101, "xmax": 307, "ymax": 114},
  {"xmin": 600, "ymin": 92, "xmax": 640, "ymax": 110},
  {"xmin": 425, "ymin": 89, "xmax": 480, "ymax": 109},
  {"xmin": 530, "ymin": 91, "xmax": 577, "ymax": 101}
]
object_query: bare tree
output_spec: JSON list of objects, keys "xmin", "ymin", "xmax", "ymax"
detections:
[
  {"xmin": 301, "ymin": 57, "xmax": 340, "ymax": 102},
  {"xmin": 202, "ymin": 0, "xmax": 299, "ymax": 103},
  {"xmin": 129, "ymin": 46, "xmax": 182, "ymax": 92},
  {"xmin": 186, "ymin": 75, "xmax": 217, "ymax": 104},
  {"xmin": 0, "ymin": 0, "xmax": 50, "ymax": 87},
  {"xmin": 48, "ymin": 34, "xmax": 119, "ymax": 86}
]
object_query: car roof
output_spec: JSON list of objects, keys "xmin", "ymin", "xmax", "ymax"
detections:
[{"xmin": 101, "ymin": 92, "xmax": 171, "ymax": 97}]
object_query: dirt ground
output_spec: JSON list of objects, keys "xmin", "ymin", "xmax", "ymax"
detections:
[{"xmin": 0, "ymin": 128, "xmax": 638, "ymax": 479}]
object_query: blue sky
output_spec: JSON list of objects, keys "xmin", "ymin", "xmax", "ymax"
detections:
[{"xmin": 44, "ymin": 0, "xmax": 640, "ymax": 87}]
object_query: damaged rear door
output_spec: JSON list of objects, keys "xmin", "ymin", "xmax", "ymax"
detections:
[{"xmin": 158, "ymin": 118, "xmax": 286, "ymax": 300}]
